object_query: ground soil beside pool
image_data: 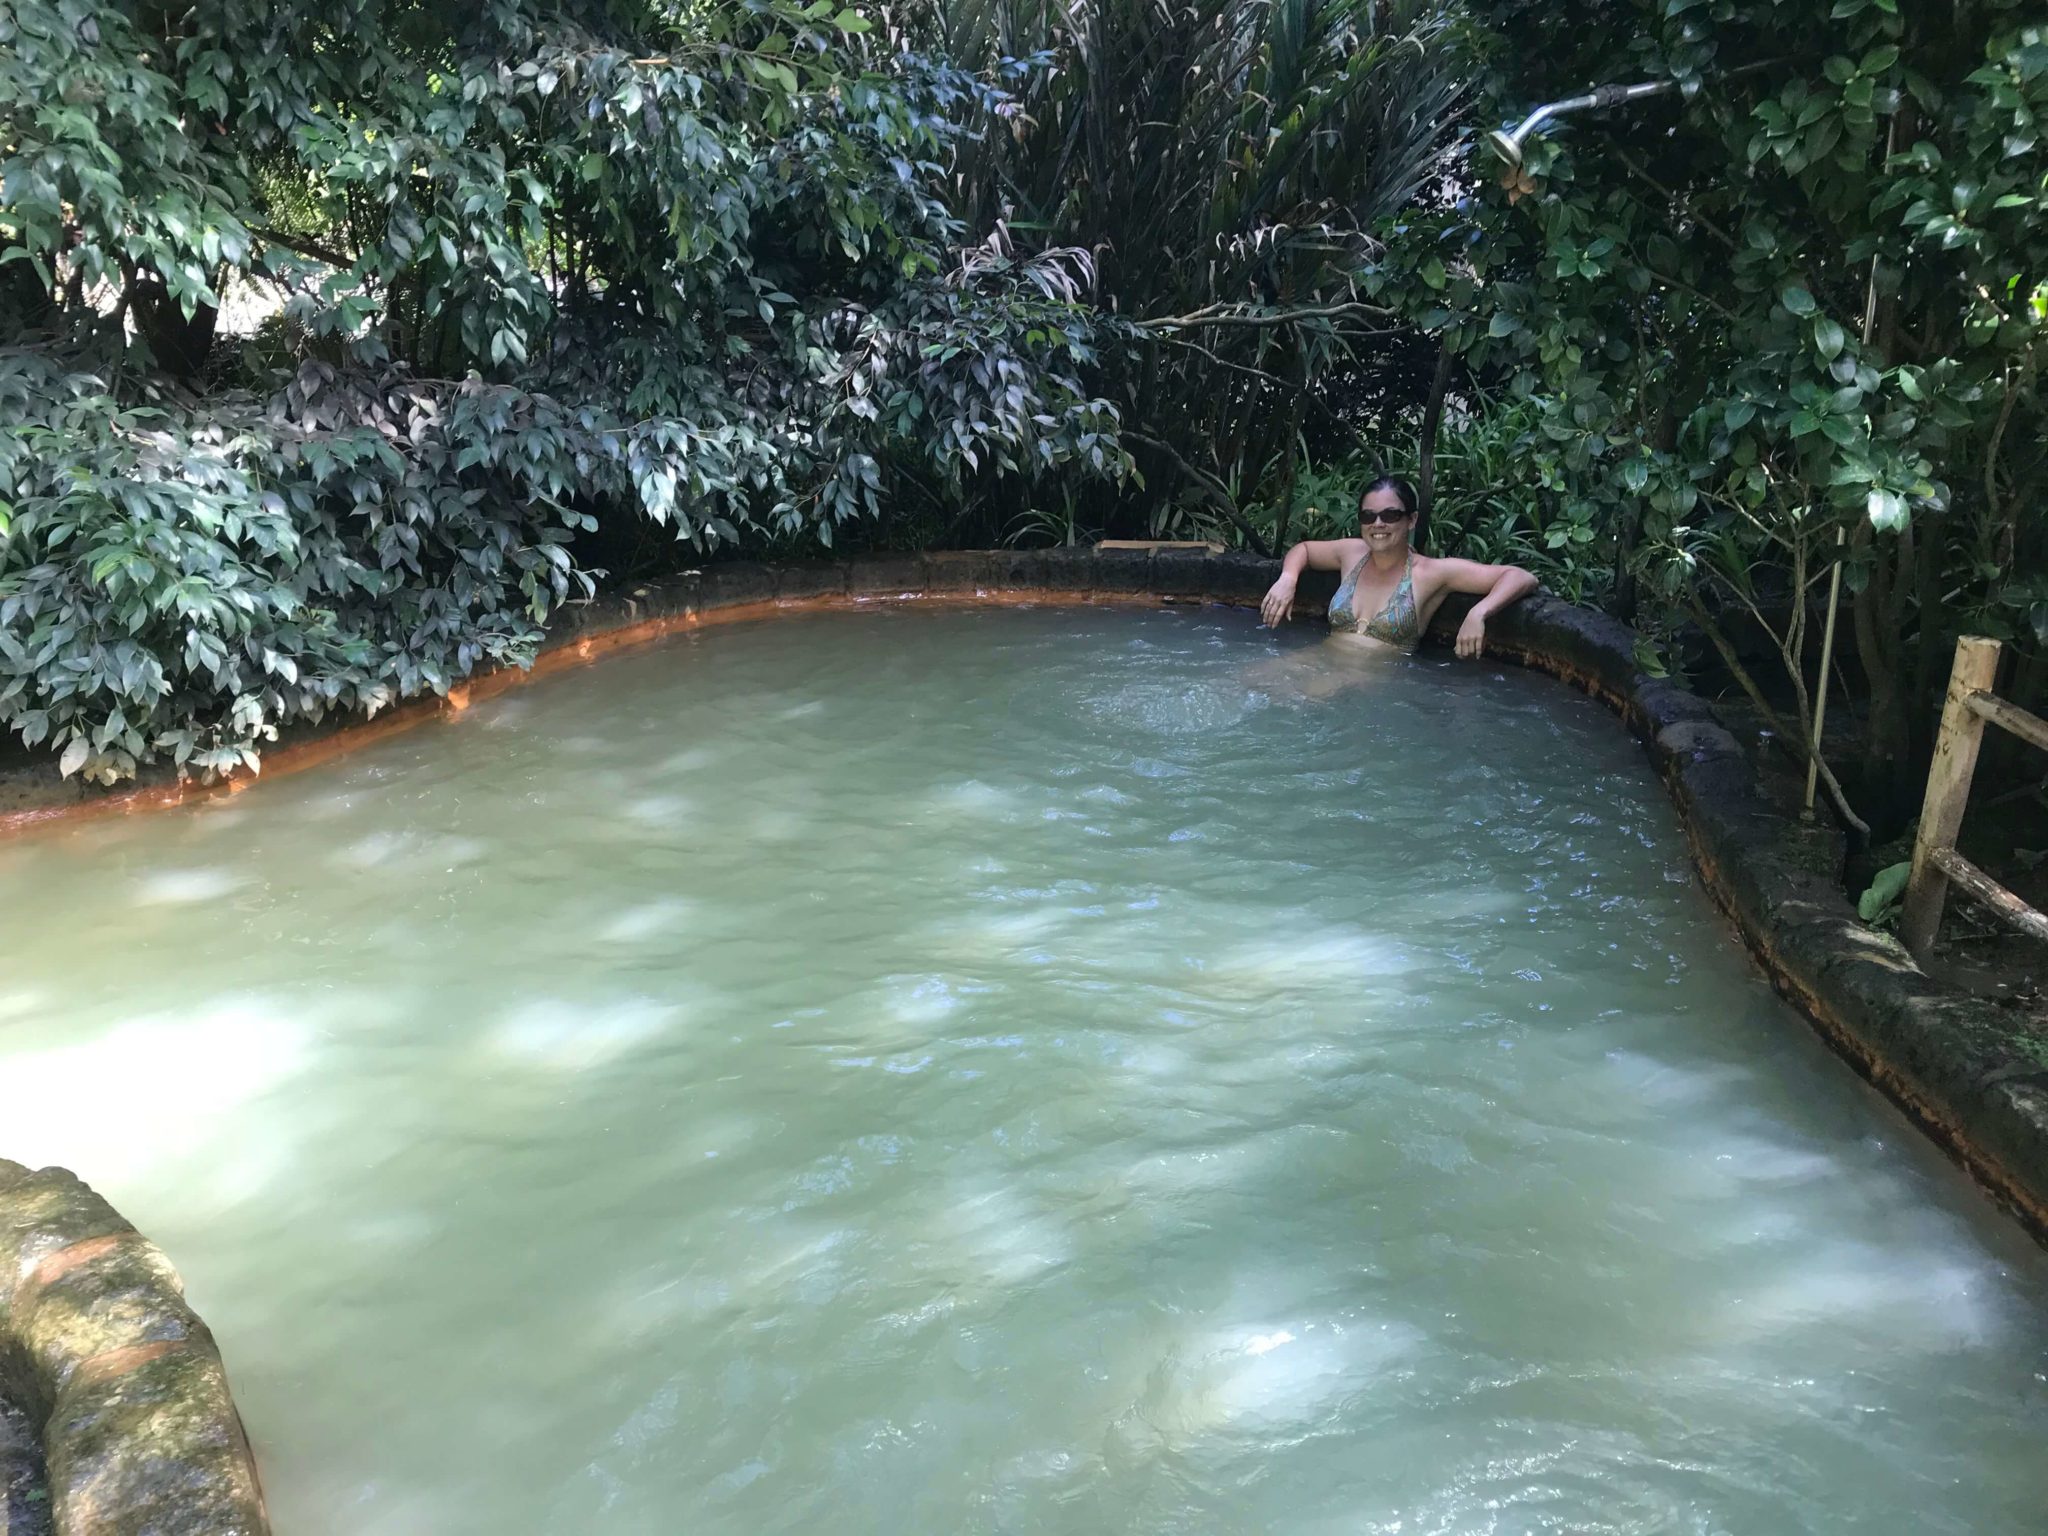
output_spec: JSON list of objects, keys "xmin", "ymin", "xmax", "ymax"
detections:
[{"xmin": 1935, "ymin": 819, "xmax": 2048, "ymax": 1049}]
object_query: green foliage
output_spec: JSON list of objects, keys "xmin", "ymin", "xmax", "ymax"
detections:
[
  {"xmin": 0, "ymin": 0, "xmax": 1129, "ymax": 781},
  {"xmin": 0, "ymin": 0, "xmax": 253, "ymax": 324},
  {"xmin": 1858, "ymin": 861, "xmax": 1913, "ymax": 926},
  {"xmin": 1256, "ymin": 453, "xmax": 1364, "ymax": 546},
  {"xmin": 1427, "ymin": 398, "xmax": 1609, "ymax": 604},
  {"xmin": 14, "ymin": 0, "xmax": 2038, "ymax": 821},
  {"xmin": 1233, "ymin": 394, "xmax": 1612, "ymax": 602},
  {"xmin": 918, "ymin": 0, "xmax": 1465, "ymax": 530},
  {"xmin": 0, "ymin": 353, "xmax": 592, "ymax": 782},
  {"xmin": 1368, "ymin": 0, "xmax": 2048, "ymax": 821}
]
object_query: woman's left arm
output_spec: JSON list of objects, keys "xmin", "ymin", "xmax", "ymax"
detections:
[{"xmin": 1429, "ymin": 559, "xmax": 1540, "ymax": 659}]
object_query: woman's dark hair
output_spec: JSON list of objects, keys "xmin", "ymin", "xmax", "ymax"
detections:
[{"xmin": 1357, "ymin": 474, "xmax": 1418, "ymax": 519}]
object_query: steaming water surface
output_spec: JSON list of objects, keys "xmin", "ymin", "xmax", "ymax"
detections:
[{"xmin": 0, "ymin": 606, "xmax": 2044, "ymax": 1534}]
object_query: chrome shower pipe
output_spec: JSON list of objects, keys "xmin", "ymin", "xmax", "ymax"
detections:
[{"xmin": 1485, "ymin": 81, "xmax": 1678, "ymax": 168}]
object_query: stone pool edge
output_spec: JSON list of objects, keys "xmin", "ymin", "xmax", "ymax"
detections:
[
  {"xmin": 0, "ymin": 1160, "xmax": 268, "ymax": 1536},
  {"xmin": 0, "ymin": 544, "xmax": 2045, "ymax": 1530},
  {"xmin": 0, "ymin": 551, "xmax": 1159, "ymax": 829},
  {"xmin": 1465, "ymin": 584, "xmax": 2048, "ymax": 1243}
]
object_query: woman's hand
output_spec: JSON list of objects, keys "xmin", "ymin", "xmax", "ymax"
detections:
[
  {"xmin": 1432, "ymin": 560, "xmax": 1537, "ymax": 656},
  {"xmin": 1455, "ymin": 610, "xmax": 1487, "ymax": 659},
  {"xmin": 1260, "ymin": 574, "xmax": 1298, "ymax": 629}
]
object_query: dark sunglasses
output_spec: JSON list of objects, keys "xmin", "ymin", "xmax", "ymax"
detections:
[{"xmin": 1359, "ymin": 507, "xmax": 1411, "ymax": 525}]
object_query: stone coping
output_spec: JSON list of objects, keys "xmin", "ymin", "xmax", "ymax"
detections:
[
  {"xmin": 1471, "ymin": 589, "xmax": 2048, "ymax": 1241},
  {"xmin": 0, "ymin": 548, "xmax": 1226, "ymax": 829},
  {"xmin": 1, "ymin": 543, "xmax": 2044, "ymax": 1524},
  {"xmin": 0, "ymin": 1162, "xmax": 267, "ymax": 1535}
]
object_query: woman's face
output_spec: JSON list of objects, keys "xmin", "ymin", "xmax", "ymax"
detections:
[{"xmin": 1358, "ymin": 489, "xmax": 1413, "ymax": 551}]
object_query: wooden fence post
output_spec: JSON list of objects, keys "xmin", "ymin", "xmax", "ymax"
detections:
[{"xmin": 1900, "ymin": 636, "xmax": 2003, "ymax": 960}]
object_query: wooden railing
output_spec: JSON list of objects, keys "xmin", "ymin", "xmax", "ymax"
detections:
[{"xmin": 1900, "ymin": 635, "xmax": 2048, "ymax": 959}]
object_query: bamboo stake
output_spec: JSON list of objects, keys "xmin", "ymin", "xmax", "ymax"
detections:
[
  {"xmin": 1900, "ymin": 636, "xmax": 2003, "ymax": 959},
  {"xmin": 1966, "ymin": 690, "xmax": 2048, "ymax": 754},
  {"xmin": 1804, "ymin": 522, "xmax": 1846, "ymax": 815},
  {"xmin": 1929, "ymin": 847, "xmax": 2048, "ymax": 945}
]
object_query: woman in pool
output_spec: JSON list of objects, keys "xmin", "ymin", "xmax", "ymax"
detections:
[{"xmin": 1259, "ymin": 475, "xmax": 1537, "ymax": 657}]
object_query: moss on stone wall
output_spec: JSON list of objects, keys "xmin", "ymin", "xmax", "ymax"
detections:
[{"xmin": 0, "ymin": 1163, "xmax": 267, "ymax": 1536}]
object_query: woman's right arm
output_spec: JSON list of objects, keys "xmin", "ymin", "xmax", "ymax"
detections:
[{"xmin": 1260, "ymin": 540, "xmax": 1356, "ymax": 628}]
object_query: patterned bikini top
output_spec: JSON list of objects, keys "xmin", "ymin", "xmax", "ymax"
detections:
[{"xmin": 1328, "ymin": 551, "xmax": 1420, "ymax": 649}]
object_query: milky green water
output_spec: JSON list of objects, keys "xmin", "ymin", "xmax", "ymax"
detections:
[{"xmin": 1, "ymin": 605, "xmax": 2044, "ymax": 1535}]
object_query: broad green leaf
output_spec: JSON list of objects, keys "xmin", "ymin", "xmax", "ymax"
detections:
[{"xmin": 1857, "ymin": 862, "xmax": 1910, "ymax": 923}]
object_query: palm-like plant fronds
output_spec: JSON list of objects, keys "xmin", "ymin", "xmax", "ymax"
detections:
[{"xmin": 897, "ymin": 0, "xmax": 1468, "ymax": 531}]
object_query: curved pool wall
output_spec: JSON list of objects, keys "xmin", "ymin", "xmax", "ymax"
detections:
[
  {"xmin": 0, "ymin": 1161, "xmax": 268, "ymax": 1535},
  {"xmin": 0, "ymin": 545, "xmax": 2043, "ymax": 1530},
  {"xmin": 1459, "ymin": 593, "xmax": 2048, "ymax": 1236}
]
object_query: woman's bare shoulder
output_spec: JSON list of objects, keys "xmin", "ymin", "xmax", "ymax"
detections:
[
  {"xmin": 1295, "ymin": 536, "xmax": 1370, "ymax": 572},
  {"xmin": 1407, "ymin": 549, "xmax": 1445, "ymax": 584}
]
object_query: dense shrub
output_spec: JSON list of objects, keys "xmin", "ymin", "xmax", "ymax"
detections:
[
  {"xmin": 913, "ymin": 0, "xmax": 1466, "ymax": 540},
  {"xmin": 0, "ymin": 353, "xmax": 591, "ymax": 781},
  {"xmin": 0, "ymin": 0, "xmax": 1125, "ymax": 781},
  {"xmin": 1362, "ymin": 0, "xmax": 2048, "ymax": 825}
]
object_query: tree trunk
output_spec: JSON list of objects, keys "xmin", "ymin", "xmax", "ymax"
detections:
[
  {"xmin": 1128, "ymin": 433, "xmax": 1273, "ymax": 558},
  {"xmin": 0, "ymin": 253, "xmax": 57, "ymax": 332},
  {"xmin": 131, "ymin": 272, "xmax": 219, "ymax": 378},
  {"xmin": 1850, "ymin": 529, "xmax": 1915, "ymax": 826}
]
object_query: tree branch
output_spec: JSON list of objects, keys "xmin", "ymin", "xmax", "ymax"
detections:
[
  {"xmin": 1140, "ymin": 330, "xmax": 1355, "ymax": 435},
  {"xmin": 1416, "ymin": 341, "xmax": 1453, "ymax": 547},
  {"xmin": 1640, "ymin": 266, "xmax": 1741, "ymax": 324},
  {"xmin": 1606, "ymin": 143, "xmax": 1738, "ymax": 251},
  {"xmin": 255, "ymin": 228, "xmax": 356, "ymax": 270},
  {"xmin": 1688, "ymin": 596, "xmax": 1870, "ymax": 836},
  {"xmin": 1984, "ymin": 347, "xmax": 2030, "ymax": 565},
  {"xmin": 1126, "ymin": 431, "xmax": 1273, "ymax": 558},
  {"xmin": 1136, "ymin": 301, "xmax": 1394, "ymax": 332}
]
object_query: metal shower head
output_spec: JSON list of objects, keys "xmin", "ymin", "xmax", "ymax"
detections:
[{"xmin": 1484, "ymin": 128, "xmax": 1526, "ymax": 169}]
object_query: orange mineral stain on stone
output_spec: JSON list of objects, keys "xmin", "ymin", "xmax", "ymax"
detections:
[
  {"xmin": 0, "ymin": 1160, "xmax": 270, "ymax": 1533},
  {"xmin": 70, "ymin": 1337, "xmax": 183, "ymax": 1389},
  {"xmin": 0, "ymin": 577, "xmax": 1159, "ymax": 841}
]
